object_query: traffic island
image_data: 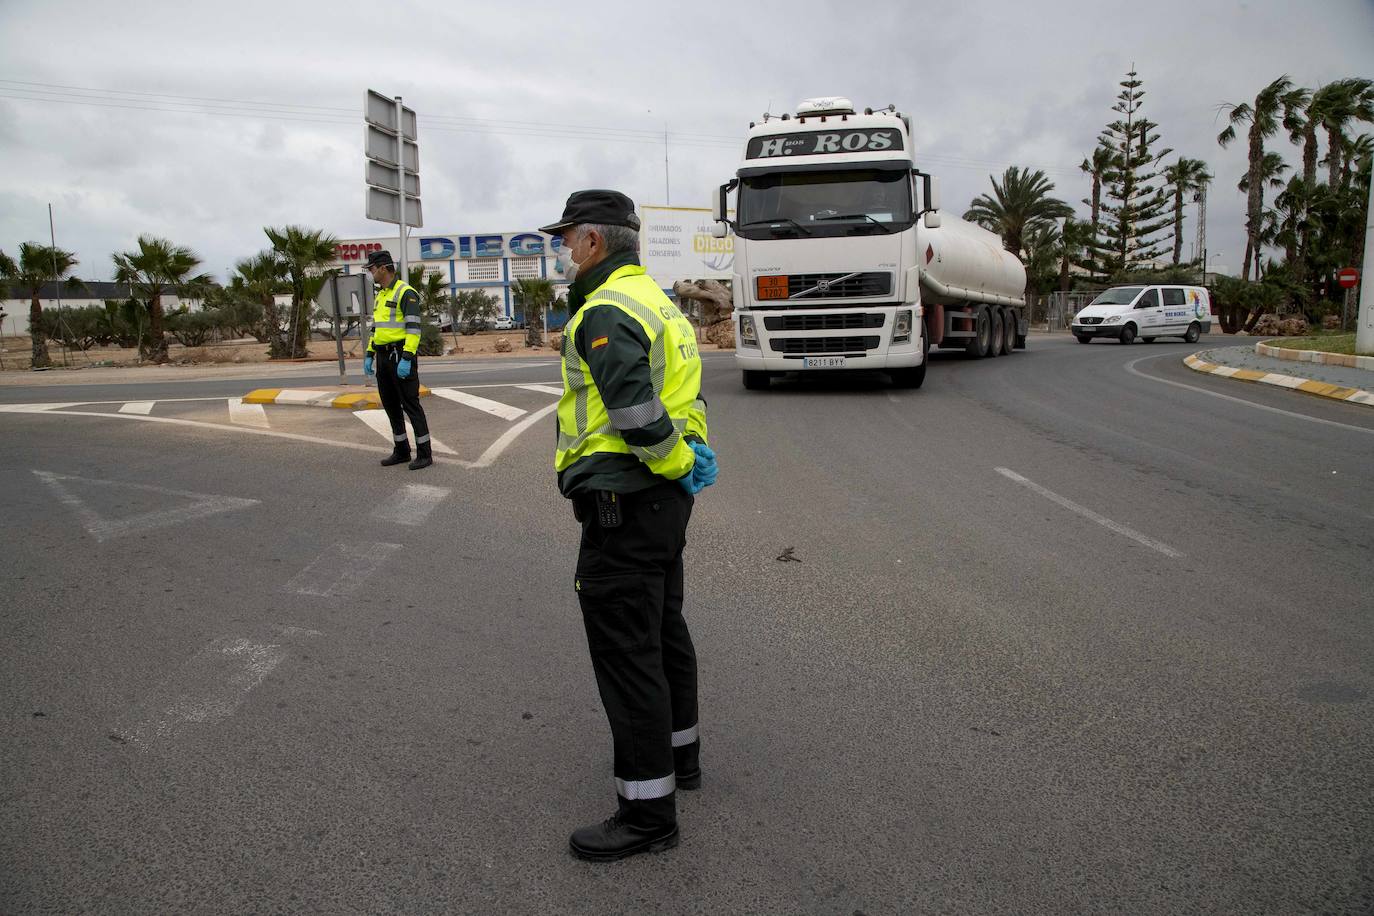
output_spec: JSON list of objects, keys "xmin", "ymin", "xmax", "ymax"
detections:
[
  {"xmin": 242, "ymin": 385, "xmax": 432, "ymax": 410},
  {"xmin": 1183, "ymin": 351, "xmax": 1374, "ymax": 408}
]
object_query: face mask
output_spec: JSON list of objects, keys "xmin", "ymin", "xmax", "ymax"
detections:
[{"xmin": 557, "ymin": 237, "xmax": 582, "ymax": 281}]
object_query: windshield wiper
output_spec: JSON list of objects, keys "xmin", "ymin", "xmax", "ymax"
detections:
[
  {"xmin": 741, "ymin": 218, "xmax": 811, "ymax": 236},
  {"xmin": 813, "ymin": 213, "xmax": 894, "ymax": 233}
]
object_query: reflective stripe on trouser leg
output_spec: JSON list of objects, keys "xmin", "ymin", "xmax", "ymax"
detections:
[
  {"xmin": 616, "ymin": 773, "xmax": 676, "ymax": 801},
  {"xmin": 671, "ymin": 725, "xmax": 698, "ymax": 747}
]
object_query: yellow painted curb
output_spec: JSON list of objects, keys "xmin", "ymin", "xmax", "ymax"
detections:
[
  {"xmin": 330, "ymin": 393, "xmax": 374, "ymax": 409},
  {"xmin": 1184, "ymin": 352, "xmax": 1374, "ymax": 408},
  {"xmin": 243, "ymin": 388, "xmax": 281, "ymax": 404},
  {"xmin": 240, "ymin": 385, "xmax": 431, "ymax": 410}
]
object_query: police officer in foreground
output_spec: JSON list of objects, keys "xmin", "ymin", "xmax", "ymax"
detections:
[
  {"xmin": 541, "ymin": 190, "xmax": 719, "ymax": 861},
  {"xmin": 362, "ymin": 249, "xmax": 433, "ymax": 470}
]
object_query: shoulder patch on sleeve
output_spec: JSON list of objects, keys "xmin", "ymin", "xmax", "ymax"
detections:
[{"xmin": 591, "ymin": 335, "xmax": 609, "ymax": 349}]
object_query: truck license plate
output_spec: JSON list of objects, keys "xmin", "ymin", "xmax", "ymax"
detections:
[{"xmin": 803, "ymin": 356, "xmax": 846, "ymax": 369}]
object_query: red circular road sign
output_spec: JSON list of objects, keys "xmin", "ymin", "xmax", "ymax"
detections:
[{"xmin": 1337, "ymin": 267, "xmax": 1360, "ymax": 289}]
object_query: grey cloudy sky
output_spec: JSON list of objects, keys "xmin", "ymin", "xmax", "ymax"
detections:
[{"xmin": 1, "ymin": 0, "xmax": 1371, "ymax": 284}]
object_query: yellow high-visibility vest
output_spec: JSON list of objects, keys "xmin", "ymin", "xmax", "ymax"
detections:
[{"xmin": 367, "ymin": 279, "xmax": 419, "ymax": 353}]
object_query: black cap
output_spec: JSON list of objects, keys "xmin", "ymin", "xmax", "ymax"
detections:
[
  {"xmin": 539, "ymin": 190, "xmax": 641, "ymax": 236},
  {"xmin": 364, "ymin": 249, "xmax": 395, "ymax": 270}
]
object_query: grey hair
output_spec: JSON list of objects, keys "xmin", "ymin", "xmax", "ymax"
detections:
[{"xmin": 578, "ymin": 223, "xmax": 640, "ymax": 255}]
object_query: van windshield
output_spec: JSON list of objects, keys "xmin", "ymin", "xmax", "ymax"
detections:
[{"xmin": 1090, "ymin": 287, "xmax": 1144, "ymax": 306}]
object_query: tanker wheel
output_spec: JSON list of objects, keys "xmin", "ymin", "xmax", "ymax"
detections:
[
  {"xmin": 999, "ymin": 308, "xmax": 1015, "ymax": 355},
  {"xmin": 1013, "ymin": 310, "xmax": 1027, "ymax": 349},
  {"xmin": 964, "ymin": 306, "xmax": 992, "ymax": 358},
  {"xmin": 742, "ymin": 370, "xmax": 770, "ymax": 390},
  {"xmin": 989, "ymin": 308, "xmax": 1005, "ymax": 357}
]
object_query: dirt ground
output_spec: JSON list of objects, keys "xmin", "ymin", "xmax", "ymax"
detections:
[{"xmin": 0, "ymin": 330, "xmax": 724, "ymax": 372}]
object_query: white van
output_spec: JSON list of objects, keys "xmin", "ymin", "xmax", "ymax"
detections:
[{"xmin": 1072, "ymin": 285, "xmax": 1214, "ymax": 344}]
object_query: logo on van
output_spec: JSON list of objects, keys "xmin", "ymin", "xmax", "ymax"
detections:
[{"xmin": 1188, "ymin": 289, "xmax": 1206, "ymax": 319}]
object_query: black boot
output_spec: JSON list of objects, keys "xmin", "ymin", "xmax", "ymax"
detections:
[
  {"xmin": 380, "ymin": 449, "xmax": 411, "ymax": 467},
  {"xmin": 675, "ymin": 742, "xmax": 701, "ymax": 791},
  {"xmin": 408, "ymin": 447, "xmax": 432, "ymax": 471},
  {"xmin": 569, "ymin": 798, "xmax": 678, "ymax": 862}
]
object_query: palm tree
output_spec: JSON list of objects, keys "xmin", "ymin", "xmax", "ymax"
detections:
[
  {"xmin": 112, "ymin": 237, "xmax": 212, "ymax": 364},
  {"xmin": 407, "ymin": 266, "xmax": 452, "ymax": 349},
  {"xmin": 1161, "ymin": 158, "xmax": 1212, "ymax": 266},
  {"xmin": 5, "ymin": 242, "xmax": 81, "ymax": 368},
  {"xmin": 1218, "ymin": 76, "xmax": 1310, "ymax": 280},
  {"xmin": 1079, "ymin": 145, "xmax": 1115, "ymax": 237},
  {"xmin": 264, "ymin": 226, "xmax": 338, "ymax": 358},
  {"xmin": 1315, "ymin": 78, "xmax": 1374, "ymax": 189},
  {"xmin": 512, "ymin": 277, "xmax": 555, "ymax": 347},
  {"xmin": 962, "ymin": 166, "xmax": 1073, "ymax": 261},
  {"xmin": 1236, "ymin": 151, "xmax": 1290, "ymax": 275},
  {"xmin": 1344, "ymin": 133, "xmax": 1373, "ymax": 187}
]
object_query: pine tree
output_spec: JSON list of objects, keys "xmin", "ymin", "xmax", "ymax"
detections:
[{"xmin": 1094, "ymin": 68, "xmax": 1174, "ymax": 274}]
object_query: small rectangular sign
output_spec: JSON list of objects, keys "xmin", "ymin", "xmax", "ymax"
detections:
[
  {"xmin": 364, "ymin": 90, "xmax": 416, "ymax": 141},
  {"xmin": 364, "ymin": 125, "xmax": 419, "ymax": 172},
  {"xmin": 365, "ymin": 161, "xmax": 420, "ymax": 196},
  {"xmin": 317, "ymin": 272, "xmax": 374, "ymax": 316},
  {"xmin": 366, "ymin": 187, "xmax": 423, "ymax": 227},
  {"xmin": 746, "ymin": 128, "xmax": 904, "ymax": 159}
]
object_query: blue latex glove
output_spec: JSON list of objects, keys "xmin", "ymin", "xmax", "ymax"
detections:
[
  {"xmin": 363, "ymin": 355, "xmax": 374, "ymax": 376},
  {"xmin": 678, "ymin": 441, "xmax": 718, "ymax": 494},
  {"xmin": 397, "ymin": 357, "xmax": 413, "ymax": 379}
]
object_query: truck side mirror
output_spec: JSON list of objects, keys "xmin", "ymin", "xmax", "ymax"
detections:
[
  {"xmin": 927, "ymin": 176, "xmax": 941, "ymax": 212},
  {"xmin": 923, "ymin": 212, "xmax": 942, "ymax": 229},
  {"xmin": 711, "ymin": 183, "xmax": 727, "ymax": 223},
  {"xmin": 710, "ymin": 222, "xmax": 729, "ymax": 239}
]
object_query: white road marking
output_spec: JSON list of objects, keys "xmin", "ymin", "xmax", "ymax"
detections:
[
  {"xmin": 994, "ymin": 467, "xmax": 1184, "ymax": 559},
  {"xmin": 470, "ymin": 402, "xmax": 560, "ymax": 468},
  {"xmin": 372, "ymin": 483, "xmax": 451, "ymax": 526},
  {"xmin": 112, "ymin": 636, "xmax": 289, "ymax": 747},
  {"xmin": 0, "ymin": 402, "xmax": 84, "ymax": 412},
  {"xmin": 286, "ymin": 542, "xmax": 402, "ymax": 597},
  {"xmin": 33, "ymin": 470, "xmax": 260, "ymax": 543},
  {"xmin": 354, "ymin": 409, "xmax": 457, "ymax": 454},
  {"xmin": 1125, "ymin": 355, "xmax": 1374, "ymax": 436},
  {"xmin": 517, "ymin": 384, "xmax": 565, "ymax": 396},
  {"xmin": 227, "ymin": 397, "xmax": 270, "ymax": 428},
  {"xmin": 118, "ymin": 401, "xmax": 156, "ymax": 415},
  {"xmin": 429, "ymin": 387, "xmax": 527, "ymax": 420}
]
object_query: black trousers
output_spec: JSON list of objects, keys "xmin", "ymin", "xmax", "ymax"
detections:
[
  {"xmin": 374, "ymin": 346, "xmax": 430, "ymax": 454},
  {"xmin": 572, "ymin": 481, "xmax": 698, "ymax": 826}
]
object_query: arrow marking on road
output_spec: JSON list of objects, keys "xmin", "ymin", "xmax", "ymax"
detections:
[
  {"xmin": 286, "ymin": 541, "xmax": 402, "ymax": 597},
  {"xmin": 372, "ymin": 483, "xmax": 451, "ymax": 527},
  {"xmin": 995, "ymin": 467, "xmax": 1183, "ymax": 558},
  {"xmin": 118, "ymin": 401, "xmax": 156, "ymax": 415},
  {"xmin": 429, "ymin": 387, "xmax": 527, "ymax": 420},
  {"xmin": 354, "ymin": 409, "xmax": 457, "ymax": 454},
  {"xmin": 33, "ymin": 470, "xmax": 260, "ymax": 543}
]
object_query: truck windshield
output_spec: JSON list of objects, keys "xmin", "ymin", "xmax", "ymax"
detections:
[
  {"xmin": 737, "ymin": 168, "xmax": 912, "ymax": 239},
  {"xmin": 1090, "ymin": 287, "xmax": 1145, "ymax": 306}
]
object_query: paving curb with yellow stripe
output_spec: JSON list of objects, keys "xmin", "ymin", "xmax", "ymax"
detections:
[
  {"xmin": 1255, "ymin": 340, "xmax": 1374, "ymax": 370},
  {"xmin": 1183, "ymin": 354, "xmax": 1374, "ymax": 407},
  {"xmin": 242, "ymin": 385, "xmax": 431, "ymax": 410}
]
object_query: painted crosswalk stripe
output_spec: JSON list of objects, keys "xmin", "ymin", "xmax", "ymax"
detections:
[
  {"xmin": 118, "ymin": 401, "xmax": 156, "ymax": 415},
  {"xmin": 372, "ymin": 483, "xmax": 451, "ymax": 526},
  {"xmin": 517, "ymin": 384, "xmax": 564, "ymax": 396},
  {"xmin": 354, "ymin": 410, "xmax": 457, "ymax": 454},
  {"xmin": 227, "ymin": 397, "xmax": 270, "ymax": 428},
  {"xmin": 429, "ymin": 387, "xmax": 527, "ymax": 420},
  {"xmin": 286, "ymin": 541, "xmax": 401, "ymax": 597}
]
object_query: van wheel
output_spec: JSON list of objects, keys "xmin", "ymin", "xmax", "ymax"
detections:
[
  {"xmin": 998, "ymin": 308, "xmax": 1014, "ymax": 355},
  {"xmin": 742, "ymin": 370, "xmax": 770, "ymax": 390},
  {"xmin": 1119, "ymin": 323, "xmax": 1136, "ymax": 345},
  {"xmin": 964, "ymin": 306, "xmax": 992, "ymax": 358},
  {"xmin": 989, "ymin": 308, "xmax": 1004, "ymax": 357},
  {"xmin": 1184, "ymin": 322, "xmax": 1201, "ymax": 344},
  {"xmin": 1075, "ymin": 334, "xmax": 1092, "ymax": 344}
]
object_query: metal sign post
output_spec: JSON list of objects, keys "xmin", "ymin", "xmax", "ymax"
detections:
[
  {"xmin": 364, "ymin": 88, "xmax": 421, "ymax": 274},
  {"xmin": 317, "ymin": 273, "xmax": 373, "ymax": 384}
]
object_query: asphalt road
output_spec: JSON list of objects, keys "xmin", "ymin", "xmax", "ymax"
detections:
[{"xmin": 2, "ymin": 335, "xmax": 1371, "ymax": 915}]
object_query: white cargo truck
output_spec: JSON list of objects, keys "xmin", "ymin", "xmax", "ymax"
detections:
[{"xmin": 709, "ymin": 97, "xmax": 1027, "ymax": 390}]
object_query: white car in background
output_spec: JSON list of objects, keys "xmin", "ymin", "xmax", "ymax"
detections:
[
  {"xmin": 1073, "ymin": 285, "xmax": 1214, "ymax": 345},
  {"xmin": 493, "ymin": 316, "xmax": 515, "ymax": 331}
]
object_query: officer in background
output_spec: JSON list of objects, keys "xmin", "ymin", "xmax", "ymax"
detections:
[
  {"xmin": 541, "ymin": 190, "xmax": 718, "ymax": 861},
  {"xmin": 362, "ymin": 249, "xmax": 432, "ymax": 470}
]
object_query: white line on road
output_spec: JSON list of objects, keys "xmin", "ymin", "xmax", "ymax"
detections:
[
  {"xmin": 33, "ymin": 470, "xmax": 260, "ymax": 543},
  {"xmin": 286, "ymin": 542, "xmax": 402, "ymax": 597},
  {"xmin": 1126, "ymin": 355, "xmax": 1374, "ymax": 436},
  {"xmin": 227, "ymin": 397, "xmax": 270, "ymax": 428},
  {"xmin": 354, "ymin": 409, "xmax": 457, "ymax": 454},
  {"xmin": 0, "ymin": 402, "xmax": 84, "ymax": 412},
  {"xmin": 517, "ymin": 384, "xmax": 565, "ymax": 396},
  {"xmin": 372, "ymin": 483, "xmax": 451, "ymax": 526},
  {"xmin": 429, "ymin": 387, "xmax": 527, "ymax": 420},
  {"xmin": 470, "ymin": 401, "xmax": 560, "ymax": 468},
  {"xmin": 112, "ymin": 636, "xmax": 290, "ymax": 747},
  {"xmin": 994, "ymin": 467, "xmax": 1184, "ymax": 558},
  {"xmin": 118, "ymin": 401, "xmax": 156, "ymax": 415}
]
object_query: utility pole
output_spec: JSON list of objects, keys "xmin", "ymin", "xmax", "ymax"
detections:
[
  {"xmin": 1194, "ymin": 182, "xmax": 1207, "ymax": 284},
  {"xmin": 663, "ymin": 122, "xmax": 671, "ymax": 205},
  {"xmin": 1356, "ymin": 167, "xmax": 1374, "ymax": 355},
  {"xmin": 49, "ymin": 203, "xmax": 70, "ymax": 367}
]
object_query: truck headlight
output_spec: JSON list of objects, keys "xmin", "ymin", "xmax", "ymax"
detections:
[
  {"xmin": 739, "ymin": 314, "xmax": 758, "ymax": 347},
  {"xmin": 893, "ymin": 309, "xmax": 912, "ymax": 343}
]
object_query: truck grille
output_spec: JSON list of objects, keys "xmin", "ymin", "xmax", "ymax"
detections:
[
  {"xmin": 764, "ymin": 313, "xmax": 885, "ymax": 332},
  {"xmin": 789, "ymin": 272, "xmax": 891, "ymax": 299},
  {"xmin": 770, "ymin": 335, "xmax": 880, "ymax": 355}
]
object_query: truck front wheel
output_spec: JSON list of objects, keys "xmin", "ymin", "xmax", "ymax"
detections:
[{"xmin": 742, "ymin": 370, "xmax": 770, "ymax": 390}]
